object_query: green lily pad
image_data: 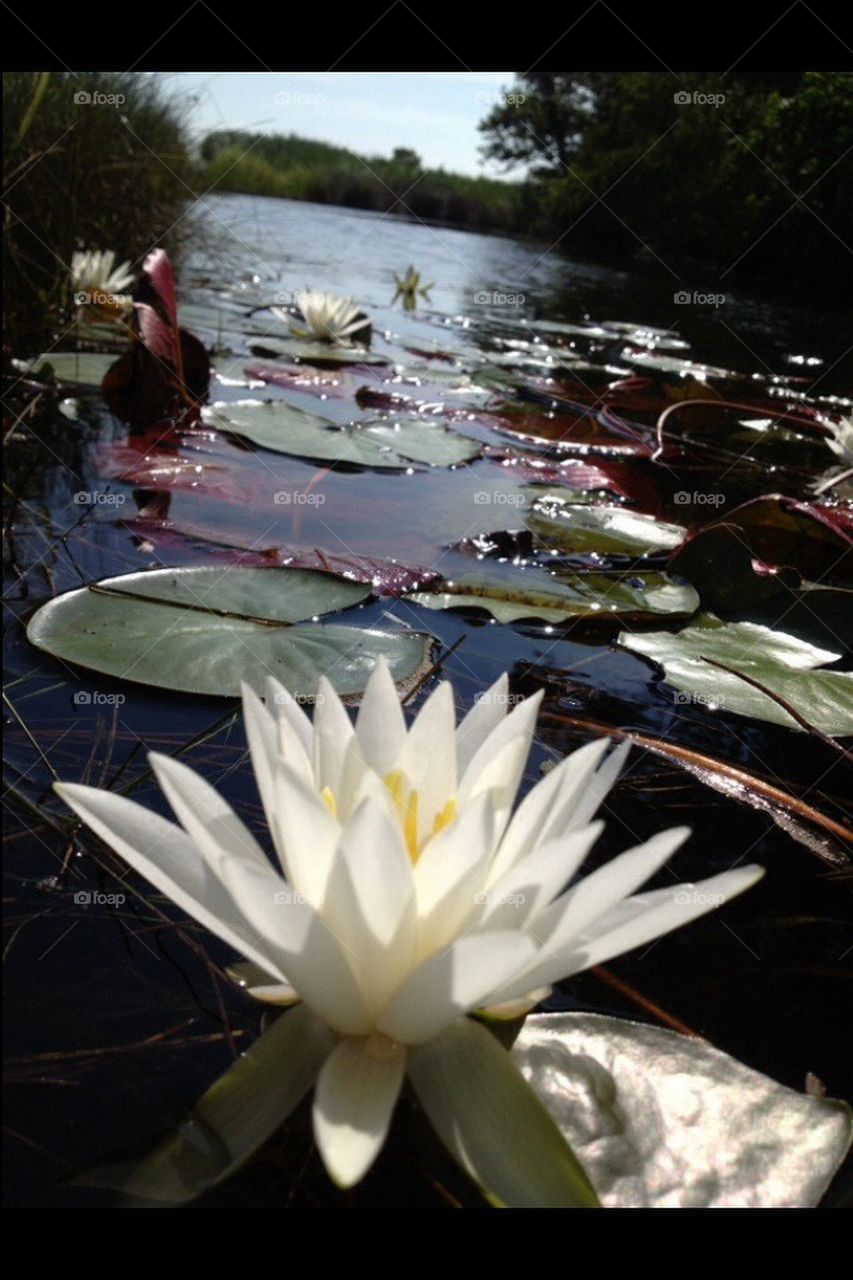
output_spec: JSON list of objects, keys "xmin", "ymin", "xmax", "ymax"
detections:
[
  {"xmin": 407, "ymin": 570, "xmax": 699, "ymax": 626},
  {"xmin": 621, "ymin": 350, "xmax": 738, "ymax": 381},
  {"xmin": 248, "ymin": 335, "xmax": 389, "ymax": 366},
  {"xmin": 663, "ymin": 410, "xmax": 835, "ymax": 474},
  {"xmin": 526, "ymin": 489, "xmax": 687, "ymax": 555},
  {"xmin": 17, "ymin": 351, "xmax": 118, "ymax": 388},
  {"xmin": 73, "ymin": 317, "xmax": 130, "ymax": 349},
  {"xmin": 212, "ymin": 358, "xmax": 267, "ymax": 389},
  {"xmin": 27, "ymin": 567, "xmax": 434, "ymax": 700},
  {"xmin": 620, "ymin": 614, "xmax": 853, "ymax": 736},
  {"xmin": 201, "ymin": 401, "xmax": 482, "ymax": 468},
  {"xmin": 525, "ymin": 319, "xmax": 612, "ymax": 339}
]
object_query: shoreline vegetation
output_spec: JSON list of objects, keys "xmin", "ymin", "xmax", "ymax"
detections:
[
  {"xmin": 4, "ymin": 70, "xmax": 851, "ymax": 359},
  {"xmin": 200, "ymin": 70, "xmax": 851, "ymax": 302},
  {"xmin": 200, "ymin": 131, "xmax": 523, "ymax": 236},
  {"xmin": 3, "ymin": 72, "xmax": 193, "ymax": 357}
]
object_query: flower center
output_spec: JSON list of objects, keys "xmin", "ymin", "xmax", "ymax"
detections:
[
  {"xmin": 383, "ymin": 770, "xmax": 456, "ymax": 863},
  {"xmin": 320, "ymin": 775, "xmax": 456, "ymax": 863}
]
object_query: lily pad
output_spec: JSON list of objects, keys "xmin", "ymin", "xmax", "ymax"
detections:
[
  {"xmin": 525, "ymin": 318, "xmax": 614, "ymax": 340},
  {"xmin": 602, "ymin": 322, "xmax": 690, "ymax": 351},
  {"xmin": 27, "ymin": 567, "xmax": 434, "ymax": 700},
  {"xmin": 621, "ymin": 350, "xmax": 738, "ymax": 381},
  {"xmin": 660, "ymin": 406, "xmax": 836, "ymax": 474},
  {"xmin": 670, "ymin": 495, "xmax": 853, "ymax": 592},
  {"xmin": 514, "ymin": 1013, "xmax": 851, "ymax": 1208},
  {"xmin": 73, "ymin": 316, "xmax": 130, "ymax": 349},
  {"xmin": 407, "ymin": 570, "xmax": 699, "ymax": 626},
  {"xmin": 16, "ymin": 351, "xmax": 118, "ymax": 388},
  {"xmin": 620, "ymin": 613, "xmax": 853, "ymax": 736},
  {"xmin": 201, "ymin": 401, "xmax": 482, "ymax": 468},
  {"xmin": 526, "ymin": 489, "xmax": 687, "ymax": 555},
  {"xmin": 248, "ymin": 336, "xmax": 389, "ymax": 366}
]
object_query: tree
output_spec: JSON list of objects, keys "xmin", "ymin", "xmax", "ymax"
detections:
[
  {"xmin": 479, "ymin": 73, "xmax": 605, "ymax": 177},
  {"xmin": 478, "ymin": 71, "xmax": 852, "ymax": 290}
]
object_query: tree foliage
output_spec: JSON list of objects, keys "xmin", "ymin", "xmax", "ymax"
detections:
[{"xmin": 479, "ymin": 72, "xmax": 853, "ymax": 287}]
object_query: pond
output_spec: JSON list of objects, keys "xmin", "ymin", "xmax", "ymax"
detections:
[{"xmin": 5, "ymin": 194, "xmax": 851, "ymax": 1207}]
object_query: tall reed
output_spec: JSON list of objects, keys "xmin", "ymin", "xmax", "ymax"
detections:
[{"xmin": 3, "ymin": 71, "xmax": 196, "ymax": 357}]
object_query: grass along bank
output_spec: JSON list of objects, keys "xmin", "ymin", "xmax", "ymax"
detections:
[
  {"xmin": 3, "ymin": 72, "xmax": 195, "ymax": 358},
  {"xmin": 199, "ymin": 131, "xmax": 524, "ymax": 235}
]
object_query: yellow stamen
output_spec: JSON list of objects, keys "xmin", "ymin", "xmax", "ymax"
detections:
[
  {"xmin": 404, "ymin": 788, "xmax": 419, "ymax": 863},
  {"xmin": 384, "ymin": 770, "xmax": 404, "ymax": 812},
  {"xmin": 432, "ymin": 798, "xmax": 457, "ymax": 838},
  {"xmin": 383, "ymin": 771, "xmax": 457, "ymax": 864},
  {"xmin": 320, "ymin": 785, "xmax": 337, "ymax": 818}
]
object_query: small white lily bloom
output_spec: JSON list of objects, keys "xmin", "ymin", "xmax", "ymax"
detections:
[
  {"xmin": 71, "ymin": 249, "xmax": 134, "ymax": 314},
  {"xmin": 55, "ymin": 663, "xmax": 762, "ymax": 1198},
  {"xmin": 272, "ymin": 288, "xmax": 370, "ymax": 345},
  {"xmin": 824, "ymin": 414, "xmax": 853, "ymax": 466}
]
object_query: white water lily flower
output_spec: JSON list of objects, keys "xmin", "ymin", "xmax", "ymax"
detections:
[
  {"xmin": 824, "ymin": 414, "xmax": 853, "ymax": 466},
  {"xmin": 54, "ymin": 663, "xmax": 763, "ymax": 1200},
  {"xmin": 273, "ymin": 288, "xmax": 370, "ymax": 345},
  {"xmin": 71, "ymin": 249, "xmax": 134, "ymax": 314}
]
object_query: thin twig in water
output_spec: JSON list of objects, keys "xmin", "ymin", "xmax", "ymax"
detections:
[
  {"xmin": 88, "ymin": 582, "xmax": 294, "ymax": 627},
  {"xmin": 402, "ymin": 635, "xmax": 466, "ymax": 706},
  {"xmin": 591, "ymin": 967, "xmax": 704, "ymax": 1038},
  {"xmin": 700, "ymin": 655, "xmax": 853, "ymax": 764}
]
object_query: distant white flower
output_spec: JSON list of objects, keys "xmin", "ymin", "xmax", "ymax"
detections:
[
  {"xmin": 55, "ymin": 663, "xmax": 762, "ymax": 1198},
  {"xmin": 824, "ymin": 414, "xmax": 853, "ymax": 466},
  {"xmin": 70, "ymin": 249, "xmax": 134, "ymax": 315},
  {"xmin": 273, "ymin": 288, "xmax": 370, "ymax": 345}
]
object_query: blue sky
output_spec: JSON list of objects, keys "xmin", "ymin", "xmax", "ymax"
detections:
[{"xmin": 160, "ymin": 72, "xmax": 522, "ymax": 177}]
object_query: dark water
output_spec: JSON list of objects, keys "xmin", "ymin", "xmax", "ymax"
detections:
[{"xmin": 4, "ymin": 195, "xmax": 851, "ymax": 1208}]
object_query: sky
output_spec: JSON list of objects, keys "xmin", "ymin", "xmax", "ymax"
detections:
[{"xmin": 160, "ymin": 72, "xmax": 522, "ymax": 177}]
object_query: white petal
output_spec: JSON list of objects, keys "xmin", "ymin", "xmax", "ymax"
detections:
[
  {"xmin": 330, "ymin": 735, "xmax": 371, "ymax": 822},
  {"xmin": 53, "ymin": 782, "xmax": 288, "ymax": 982},
  {"xmin": 215, "ymin": 856, "xmax": 373, "ymax": 1035},
  {"xmin": 477, "ymin": 988, "xmax": 552, "ymax": 1020},
  {"xmin": 491, "ymin": 865, "xmax": 765, "ymax": 1003},
  {"xmin": 394, "ymin": 680, "xmax": 457, "ymax": 843},
  {"xmin": 377, "ymin": 931, "xmax": 536, "ymax": 1044},
  {"xmin": 531, "ymin": 826, "xmax": 692, "ymax": 955},
  {"xmin": 354, "ymin": 656, "xmax": 406, "ymax": 775},
  {"xmin": 487, "ymin": 738, "xmax": 611, "ymax": 884},
  {"xmin": 337, "ymin": 313, "xmax": 370, "ymax": 339},
  {"xmin": 458, "ymin": 688, "xmax": 543, "ymax": 801},
  {"xmin": 347, "ymin": 765, "xmax": 409, "ymax": 835},
  {"xmin": 413, "ymin": 791, "xmax": 497, "ymax": 955},
  {"xmin": 264, "ymin": 676, "xmax": 313, "ymax": 763},
  {"xmin": 563, "ymin": 865, "xmax": 766, "ymax": 975},
  {"xmin": 149, "ymin": 751, "xmax": 270, "ymax": 870},
  {"xmin": 335, "ymin": 798, "xmax": 415, "ymax": 947},
  {"xmin": 240, "ymin": 682, "xmax": 279, "ymax": 846},
  {"xmin": 477, "ymin": 821, "xmax": 604, "ymax": 930},
  {"xmin": 313, "ymin": 676, "xmax": 358, "ymax": 795},
  {"xmin": 320, "ymin": 798, "xmax": 416, "ymax": 1006},
  {"xmin": 313, "ymin": 1036, "xmax": 406, "ymax": 1187},
  {"xmin": 455, "ymin": 674, "xmax": 509, "ymax": 776},
  {"xmin": 567, "ymin": 738, "xmax": 632, "ymax": 829},
  {"xmin": 271, "ymin": 758, "xmax": 340, "ymax": 907},
  {"xmin": 462, "ymin": 732, "xmax": 534, "ymax": 842},
  {"xmin": 228, "ymin": 961, "xmax": 300, "ymax": 1006}
]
